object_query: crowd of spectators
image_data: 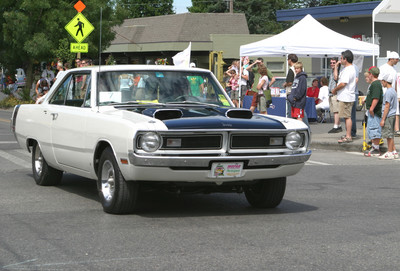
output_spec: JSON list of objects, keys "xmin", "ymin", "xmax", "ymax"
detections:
[{"xmin": 223, "ymin": 50, "xmax": 399, "ymax": 159}]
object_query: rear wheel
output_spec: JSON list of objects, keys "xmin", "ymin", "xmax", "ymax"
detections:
[
  {"xmin": 97, "ymin": 147, "xmax": 139, "ymax": 214},
  {"xmin": 244, "ymin": 177, "xmax": 286, "ymax": 208},
  {"xmin": 32, "ymin": 142, "xmax": 63, "ymax": 186}
]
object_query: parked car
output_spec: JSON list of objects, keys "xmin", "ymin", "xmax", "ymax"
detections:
[
  {"xmin": 11, "ymin": 65, "xmax": 311, "ymax": 214},
  {"xmin": 15, "ymin": 68, "xmax": 26, "ymax": 88}
]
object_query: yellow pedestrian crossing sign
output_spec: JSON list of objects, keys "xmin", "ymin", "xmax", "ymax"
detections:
[{"xmin": 65, "ymin": 13, "xmax": 94, "ymax": 43}]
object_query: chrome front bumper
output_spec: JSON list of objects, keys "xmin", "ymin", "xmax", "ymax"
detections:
[{"xmin": 128, "ymin": 150, "xmax": 312, "ymax": 168}]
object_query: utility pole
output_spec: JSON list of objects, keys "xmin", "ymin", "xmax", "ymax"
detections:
[{"xmin": 229, "ymin": 0, "xmax": 233, "ymax": 13}]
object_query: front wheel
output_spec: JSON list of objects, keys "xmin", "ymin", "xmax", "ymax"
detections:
[
  {"xmin": 244, "ymin": 177, "xmax": 286, "ymax": 208},
  {"xmin": 97, "ymin": 147, "xmax": 139, "ymax": 214},
  {"xmin": 32, "ymin": 142, "xmax": 63, "ymax": 186}
]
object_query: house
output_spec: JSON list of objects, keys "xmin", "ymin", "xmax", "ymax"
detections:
[{"xmin": 104, "ymin": 13, "xmax": 273, "ymax": 69}]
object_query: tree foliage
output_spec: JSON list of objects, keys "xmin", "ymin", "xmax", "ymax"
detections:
[
  {"xmin": 114, "ymin": 0, "xmax": 174, "ymax": 18},
  {"xmin": 189, "ymin": 0, "xmax": 292, "ymax": 34},
  {"xmin": 0, "ymin": 0, "xmax": 125, "ymax": 86},
  {"xmin": 188, "ymin": 0, "xmax": 380, "ymax": 33}
]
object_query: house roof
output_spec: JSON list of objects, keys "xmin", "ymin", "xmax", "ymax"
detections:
[
  {"xmin": 276, "ymin": 1, "xmax": 380, "ymax": 21},
  {"xmin": 110, "ymin": 13, "xmax": 249, "ymax": 45}
]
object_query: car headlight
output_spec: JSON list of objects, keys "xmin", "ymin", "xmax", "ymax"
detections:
[
  {"xmin": 285, "ymin": 132, "xmax": 302, "ymax": 150},
  {"xmin": 139, "ymin": 132, "xmax": 161, "ymax": 152}
]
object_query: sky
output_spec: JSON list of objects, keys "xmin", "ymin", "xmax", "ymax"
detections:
[{"xmin": 173, "ymin": 0, "xmax": 191, "ymax": 14}]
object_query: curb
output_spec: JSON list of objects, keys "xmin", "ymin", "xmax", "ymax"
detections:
[{"xmin": 310, "ymin": 139, "xmax": 388, "ymax": 153}]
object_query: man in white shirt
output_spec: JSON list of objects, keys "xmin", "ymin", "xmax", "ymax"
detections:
[
  {"xmin": 332, "ymin": 50, "xmax": 356, "ymax": 143},
  {"xmin": 379, "ymin": 51, "xmax": 399, "ymax": 135},
  {"xmin": 41, "ymin": 63, "xmax": 55, "ymax": 84}
]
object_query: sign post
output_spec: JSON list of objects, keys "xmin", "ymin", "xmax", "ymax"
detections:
[{"xmin": 65, "ymin": 0, "xmax": 94, "ymax": 54}]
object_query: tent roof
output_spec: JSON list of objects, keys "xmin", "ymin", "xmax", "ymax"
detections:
[
  {"xmin": 240, "ymin": 14, "xmax": 379, "ymax": 58},
  {"xmin": 373, "ymin": 0, "xmax": 400, "ymax": 23}
]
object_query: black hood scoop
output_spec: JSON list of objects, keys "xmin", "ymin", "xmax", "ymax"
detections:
[
  {"xmin": 225, "ymin": 109, "xmax": 253, "ymax": 119},
  {"xmin": 142, "ymin": 108, "xmax": 183, "ymax": 121}
]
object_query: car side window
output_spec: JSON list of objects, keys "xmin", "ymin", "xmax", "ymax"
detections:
[
  {"xmin": 49, "ymin": 73, "xmax": 91, "ymax": 107},
  {"xmin": 49, "ymin": 75, "xmax": 72, "ymax": 105}
]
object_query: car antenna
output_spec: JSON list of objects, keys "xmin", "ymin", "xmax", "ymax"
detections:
[{"xmin": 97, "ymin": 7, "xmax": 102, "ymax": 112}]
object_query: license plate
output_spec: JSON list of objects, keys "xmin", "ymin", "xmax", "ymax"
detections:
[{"xmin": 209, "ymin": 162, "xmax": 244, "ymax": 178}]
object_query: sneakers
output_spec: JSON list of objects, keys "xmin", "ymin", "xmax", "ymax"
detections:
[
  {"xmin": 379, "ymin": 152, "xmax": 394, "ymax": 160},
  {"xmin": 328, "ymin": 127, "xmax": 342, "ymax": 133},
  {"xmin": 392, "ymin": 151, "xmax": 399, "ymax": 159},
  {"xmin": 364, "ymin": 147, "xmax": 381, "ymax": 157}
]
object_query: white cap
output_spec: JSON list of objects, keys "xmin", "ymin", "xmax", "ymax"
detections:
[
  {"xmin": 189, "ymin": 62, "xmax": 196, "ymax": 68},
  {"xmin": 387, "ymin": 51, "xmax": 399, "ymax": 59},
  {"xmin": 381, "ymin": 73, "xmax": 393, "ymax": 84}
]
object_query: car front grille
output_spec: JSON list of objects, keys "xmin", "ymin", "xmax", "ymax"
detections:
[{"xmin": 161, "ymin": 134, "xmax": 222, "ymax": 150}]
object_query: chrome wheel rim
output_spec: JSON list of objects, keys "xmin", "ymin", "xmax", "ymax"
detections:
[
  {"xmin": 34, "ymin": 146, "xmax": 43, "ymax": 176},
  {"xmin": 100, "ymin": 160, "xmax": 115, "ymax": 203}
]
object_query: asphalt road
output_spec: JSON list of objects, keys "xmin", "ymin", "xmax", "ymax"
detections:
[{"xmin": 1, "ymin": 109, "xmax": 400, "ymax": 270}]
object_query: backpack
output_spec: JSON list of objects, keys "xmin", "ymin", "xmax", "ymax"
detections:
[{"xmin": 247, "ymin": 70, "xmax": 254, "ymax": 89}]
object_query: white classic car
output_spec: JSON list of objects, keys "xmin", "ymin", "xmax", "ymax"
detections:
[{"xmin": 11, "ymin": 65, "xmax": 311, "ymax": 214}]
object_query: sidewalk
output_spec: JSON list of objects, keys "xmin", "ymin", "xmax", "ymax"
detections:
[{"xmin": 309, "ymin": 111, "xmax": 400, "ymax": 152}]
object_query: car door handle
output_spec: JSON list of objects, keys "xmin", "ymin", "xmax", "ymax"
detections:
[{"xmin": 50, "ymin": 113, "xmax": 58, "ymax": 120}]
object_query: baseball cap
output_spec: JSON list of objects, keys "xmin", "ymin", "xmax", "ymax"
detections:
[
  {"xmin": 367, "ymin": 66, "xmax": 380, "ymax": 76},
  {"xmin": 381, "ymin": 73, "xmax": 393, "ymax": 84},
  {"xmin": 387, "ymin": 51, "xmax": 399, "ymax": 59}
]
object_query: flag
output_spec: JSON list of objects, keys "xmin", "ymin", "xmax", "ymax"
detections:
[{"xmin": 172, "ymin": 42, "xmax": 191, "ymax": 68}]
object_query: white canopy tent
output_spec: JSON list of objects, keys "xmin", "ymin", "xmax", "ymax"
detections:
[
  {"xmin": 373, "ymin": 0, "xmax": 400, "ymax": 64},
  {"xmin": 373, "ymin": 0, "xmax": 400, "ymax": 24},
  {"xmin": 240, "ymin": 14, "xmax": 379, "ymax": 58}
]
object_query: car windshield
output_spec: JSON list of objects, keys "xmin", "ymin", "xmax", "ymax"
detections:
[{"xmin": 97, "ymin": 70, "xmax": 231, "ymax": 107}]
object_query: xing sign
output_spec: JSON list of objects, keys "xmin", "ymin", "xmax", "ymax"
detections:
[
  {"xmin": 70, "ymin": 43, "xmax": 88, "ymax": 53},
  {"xmin": 65, "ymin": 13, "xmax": 94, "ymax": 43}
]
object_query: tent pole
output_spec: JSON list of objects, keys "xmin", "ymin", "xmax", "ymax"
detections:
[
  {"xmin": 285, "ymin": 54, "xmax": 288, "ymax": 119},
  {"xmin": 372, "ymin": 16, "xmax": 376, "ymax": 66},
  {"xmin": 239, "ymin": 58, "xmax": 242, "ymax": 108}
]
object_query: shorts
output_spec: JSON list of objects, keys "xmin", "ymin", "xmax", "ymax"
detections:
[
  {"xmin": 338, "ymin": 101, "xmax": 353, "ymax": 119},
  {"xmin": 329, "ymin": 95, "xmax": 339, "ymax": 113},
  {"xmin": 230, "ymin": 89, "xmax": 239, "ymax": 100},
  {"xmin": 367, "ymin": 112, "xmax": 382, "ymax": 140},
  {"xmin": 382, "ymin": 115, "xmax": 395, "ymax": 138},
  {"xmin": 240, "ymin": 85, "xmax": 247, "ymax": 99},
  {"xmin": 291, "ymin": 107, "xmax": 304, "ymax": 119},
  {"xmin": 257, "ymin": 95, "xmax": 267, "ymax": 112}
]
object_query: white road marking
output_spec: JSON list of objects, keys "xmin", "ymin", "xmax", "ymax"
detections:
[
  {"xmin": 346, "ymin": 151, "xmax": 364, "ymax": 156},
  {"xmin": 0, "ymin": 150, "xmax": 30, "ymax": 168},
  {"xmin": 15, "ymin": 149, "xmax": 30, "ymax": 157},
  {"xmin": 306, "ymin": 160, "xmax": 331, "ymax": 166}
]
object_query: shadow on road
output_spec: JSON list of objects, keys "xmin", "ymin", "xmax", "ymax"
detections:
[{"xmin": 39, "ymin": 173, "xmax": 318, "ymax": 217}]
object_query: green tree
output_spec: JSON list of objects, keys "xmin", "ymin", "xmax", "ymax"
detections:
[
  {"xmin": 189, "ymin": 0, "xmax": 292, "ymax": 34},
  {"xmin": 115, "ymin": 0, "xmax": 174, "ymax": 18},
  {"xmin": 0, "ymin": 0, "xmax": 124, "ymax": 88},
  {"xmin": 188, "ymin": 0, "xmax": 380, "ymax": 33}
]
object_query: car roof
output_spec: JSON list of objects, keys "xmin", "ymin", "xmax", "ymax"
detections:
[{"xmin": 71, "ymin": 64, "xmax": 210, "ymax": 73}]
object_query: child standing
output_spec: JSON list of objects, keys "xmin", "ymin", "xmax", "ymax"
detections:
[
  {"xmin": 288, "ymin": 62, "xmax": 307, "ymax": 121},
  {"xmin": 227, "ymin": 69, "xmax": 239, "ymax": 108},
  {"xmin": 379, "ymin": 73, "xmax": 399, "ymax": 159}
]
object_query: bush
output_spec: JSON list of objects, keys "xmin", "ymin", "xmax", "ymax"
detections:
[{"xmin": 0, "ymin": 95, "xmax": 35, "ymax": 109}]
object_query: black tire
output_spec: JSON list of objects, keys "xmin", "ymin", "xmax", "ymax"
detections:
[
  {"xmin": 97, "ymin": 147, "xmax": 139, "ymax": 214},
  {"xmin": 32, "ymin": 142, "xmax": 63, "ymax": 186},
  {"xmin": 244, "ymin": 177, "xmax": 286, "ymax": 208}
]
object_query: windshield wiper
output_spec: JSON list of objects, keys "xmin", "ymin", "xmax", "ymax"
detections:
[
  {"xmin": 166, "ymin": 101, "xmax": 219, "ymax": 107},
  {"xmin": 110, "ymin": 101, "xmax": 165, "ymax": 106}
]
